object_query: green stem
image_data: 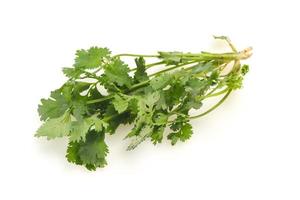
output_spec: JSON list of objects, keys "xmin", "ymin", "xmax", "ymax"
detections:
[
  {"xmin": 87, "ymin": 95, "xmax": 113, "ymax": 104},
  {"xmin": 113, "ymin": 53, "xmax": 159, "ymax": 58},
  {"xmin": 114, "ymin": 47, "xmax": 251, "ymax": 61},
  {"xmin": 178, "ymin": 47, "xmax": 251, "ymax": 61},
  {"xmin": 189, "ymin": 89, "xmax": 232, "ymax": 120},
  {"xmin": 129, "ymin": 61, "xmax": 164, "ymax": 72},
  {"xmin": 149, "ymin": 61, "xmax": 197, "ymax": 77},
  {"xmin": 213, "ymin": 35, "xmax": 238, "ymax": 53},
  {"xmin": 204, "ymin": 88, "xmax": 229, "ymax": 99}
]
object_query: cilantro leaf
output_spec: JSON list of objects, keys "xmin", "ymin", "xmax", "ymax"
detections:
[
  {"xmin": 126, "ymin": 115, "xmax": 146, "ymax": 138},
  {"xmin": 112, "ymin": 94, "xmax": 129, "ymax": 113},
  {"xmin": 66, "ymin": 130, "xmax": 109, "ymax": 170},
  {"xmin": 69, "ymin": 119, "xmax": 93, "ymax": 142},
  {"xmin": 74, "ymin": 47, "xmax": 110, "ymax": 69},
  {"xmin": 72, "ymin": 99, "xmax": 88, "ymax": 121},
  {"xmin": 186, "ymin": 77, "xmax": 208, "ymax": 95},
  {"xmin": 38, "ymin": 90, "xmax": 70, "ymax": 121},
  {"xmin": 69, "ymin": 114, "xmax": 109, "ymax": 142},
  {"xmin": 35, "ymin": 112, "xmax": 71, "ymax": 140},
  {"xmin": 66, "ymin": 141, "xmax": 82, "ymax": 165},
  {"xmin": 150, "ymin": 73, "xmax": 172, "ymax": 90},
  {"xmin": 104, "ymin": 58, "xmax": 132, "ymax": 88},
  {"xmin": 226, "ymin": 72, "xmax": 243, "ymax": 90},
  {"xmin": 143, "ymin": 91, "xmax": 160, "ymax": 110},
  {"xmin": 127, "ymin": 126, "xmax": 153, "ymax": 150},
  {"xmin": 168, "ymin": 123, "xmax": 193, "ymax": 145},
  {"xmin": 78, "ymin": 130, "xmax": 109, "ymax": 170},
  {"xmin": 158, "ymin": 51, "xmax": 183, "ymax": 65},
  {"xmin": 241, "ymin": 64, "xmax": 249, "ymax": 75},
  {"xmin": 90, "ymin": 115, "xmax": 109, "ymax": 132},
  {"xmin": 151, "ymin": 126, "xmax": 165, "ymax": 145},
  {"xmin": 63, "ymin": 67, "xmax": 83, "ymax": 79},
  {"xmin": 153, "ymin": 112, "xmax": 168, "ymax": 125},
  {"xmin": 192, "ymin": 61, "xmax": 216, "ymax": 74},
  {"xmin": 134, "ymin": 57, "xmax": 149, "ymax": 83}
]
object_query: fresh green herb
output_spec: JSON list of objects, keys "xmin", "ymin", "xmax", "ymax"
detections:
[{"xmin": 35, "ymin": 36, "xmax": 252, "ymax": 170}]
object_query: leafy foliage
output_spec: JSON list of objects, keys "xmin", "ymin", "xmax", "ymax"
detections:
[
  {"xmin": 168, "ymin": 123, "xmax": 193, "ymax": 145},
  {"xmin": 35, "ymin": 112, "xmax": 71, "ymax": 139},
  {"xmin": 66, "ymin": 130, "xmax": 109, "ymax": 170},
  {"xmin": 74, "ymin": 47, "xmax": 110, "ymax": 69},
  {"xmin": 134, "ymin": 57, "xmax": 149, "ymax": 83},
  {"xmin": 36, "ymin": 37, "xmax": 251, "ymax": 170},
  {"xmin": 103, "ymin": 58, "xmax": 132, "ymax": 88},
  {"xmin": 38, "ymin": 90, "xmax": 70, "ymax": 121}
]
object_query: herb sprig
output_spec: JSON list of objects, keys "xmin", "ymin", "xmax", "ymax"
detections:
[{"xmin": 35, "ymin": 36, "xmax": 252, "ymax": 170}]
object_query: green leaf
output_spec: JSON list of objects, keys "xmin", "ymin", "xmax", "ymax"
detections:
[
  {"xmin": 127, "ymin": 126, "xmax": 153, "ymax": 150},
  {"xmin": 74, "ymin": 47, "xmax": 110, "ymax": 69},
  {"xmin": 170, "ymin": 115, "xmax": 189, "ymax": 131},
  {"xmin": 180, "ymin": 123, "xmax": 193, "ymax": 141},
  {"xmin": 90, "ymin": 115, "xmax": 109, "ymax": 132},
  {"xmin": 168, "ymin": 123, "xmax": 193, "ymax": 145},
  {"xmin": 66, "ymin": 141, "xmax": 82, "ymax": 165},
  {"xmin": 72, "ymin": 99, "xmax": 88, "ymax": 121},
  {"xmin": 103, "ymin": 104, "xmax": 125, "ymax": 134},
  {"xmin": 150, "ymin": 73, "xmax": 172, "ymax": 90},
  {"xmin": 208, "ymin": 71, "xmax": 219, "ymax": 86},
  {"xmin": 226, "ymin": 72, "xmax": 243, "ymax": 90},
  {"xmin": 192, "ymin": 61, "xmax": 216, "ymax": 74},
  {"xmin": 165, "ymin": 81, "xmax": 186, "ymax": 107},
  {"xmin": 153, "ymin": 112, "xmax": 168, "ymax": 125},
  {"xmin": 126, "ymin": 116, "xmax": 146, "ymax": 138},
  {"xmin": 78, "ymin": 130, "xmax": 109, "ymax": 170},
  {"xmin": 66, "ymin": 130, "xmax": 109, "ymax": 170},
  {"xmin": 180, "ymin": 94, "xmax": 203, "ymax": 111},
  {"xmin": 35, "ymin": 112, "xmax": 71, "ymax": 140},
  {"xmin": 63, "ymin": 67, "xmax": 83, "ymax": 79},
  {"xmin": 112, "ymin": 94, "xmax": 129, "ymax": 113},
  {"xmin": 151, "ymin": 126, "xmax": 165, "ymax": 145},
  {"xmin": 134, "ymin": 57, "xmax": 149, "ymax": 83},
  {"xmin": 38, "ymin": 90, "xmax": 70, "ymax": 121},
  {"xmin": 72, "ymin": 81, "xmax": 91, "ymax": 94},
  {"xmin": 134, "ymin": 94, "xmax": 158, "ymax": 117},
  {"xmin": 143, "ymin": 91, "xmax": 160, "ymax": 110},
  {"xmin": 241, "ymin": 64, "xmax": 249, "ymax": 75},
  {"xmin": 158, "ymin": 51, "xmax": 182, "ymax": 65},
  {"xmin": 104, "ymin": 58, "xmax": 132, "ymax": 88},
  {"xmin": 185, "ymin": 77, "xmax": 208, "ymax": 95},
  {"xmin": 155, "ymin": 92, "xmax": 168, "ymax": 110},
  {"xmin": 69, "ymin": 119, "xmax": 92, "ymax": 142},
  {"xmin": 69, "ymin": 114, "xmax": 109, "ymax": 142}
]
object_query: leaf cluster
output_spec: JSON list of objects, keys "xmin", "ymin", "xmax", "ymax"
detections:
[{"xmin": 36, "ymin": 38, "xmax": 251, "ymax": 170}]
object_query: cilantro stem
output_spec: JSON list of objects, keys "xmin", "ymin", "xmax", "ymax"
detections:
[
  {"xmin": 204, "ymin": 88, "xmax": 229, "ymax": 99},
  {"xmin": 149, "ymin": 61, "xmax": 198, "ymax": 77},
  {"xmin": 114, "ymin": 47, "xmax": 252, "ymax": 61},
  {"xmin": 189, "ymin": 89, "xmax": 232, "ymax": 120},
  {"xmin": 87, "ymin": 95, "xmax": 113, "ymax": 104},
  {"xmin": 113, "ymin": 53, "xmax": 159, "ymax": 58},
  {"xmin": 213, "ymin": 35, "xmax": 238, "ymax": 53},
  {"xmin": 129, "ymin": 61, "xmax": 165, "ymax": 72}
]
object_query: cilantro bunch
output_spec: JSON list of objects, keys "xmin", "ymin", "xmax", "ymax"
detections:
[{"xmin": 35, "ymin": 36, "xmax": 252, "ymax": 170}]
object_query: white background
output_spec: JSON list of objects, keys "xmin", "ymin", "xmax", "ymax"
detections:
[{"xmin": 0, "ymin": 0, "xmax": 299, "ymax": 199}]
